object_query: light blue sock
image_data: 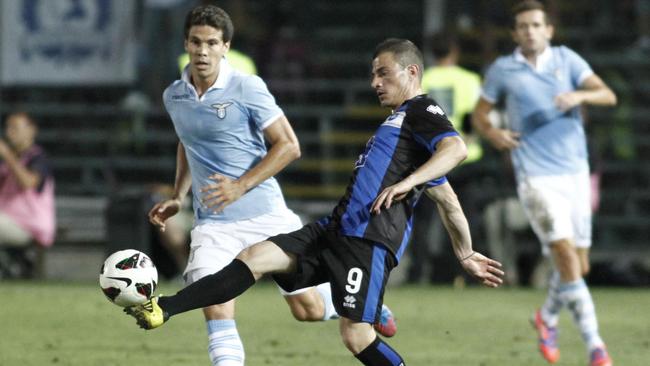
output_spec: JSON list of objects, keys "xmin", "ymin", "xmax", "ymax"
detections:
[
  {"xmin": 541, "ymin": 271, "xmax": 562, "ymax": 327},
  {"xmin": 315, "ymin": 283, "xmax": 339, "ymax": 320},
  {"xmin": 558, "ymin": 279, "xmax": 605, "ymax": 351},
  {"xmin": 206, "ymin": 319, "xmax": 245, "ymax": 366}
]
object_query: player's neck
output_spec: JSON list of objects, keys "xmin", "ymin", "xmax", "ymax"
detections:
[
  {"xmin": 521, "ymin": 45, "xmax": 549, "ymax": 67},
  {"xmin": 191, "ymin": 72, "xmax": 219, "ymax": 97},
  {"xmin": 393, "ymin": 87, "xmax": 424, "ymax": 109}
]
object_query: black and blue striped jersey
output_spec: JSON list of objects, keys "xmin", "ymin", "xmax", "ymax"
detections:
[{"xmin": 322, "ymin": 94, "xmax": 459, "ymax": 261}]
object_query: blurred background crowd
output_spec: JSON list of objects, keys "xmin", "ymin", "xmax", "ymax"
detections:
[{"xmin": 0, "ymin": 0, "xmax": 648, "ymax": 286}]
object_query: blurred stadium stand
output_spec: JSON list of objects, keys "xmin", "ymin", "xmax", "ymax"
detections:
[{"xmin": 0, "ymin": 0, "xmax": 647, "ymax": 283}]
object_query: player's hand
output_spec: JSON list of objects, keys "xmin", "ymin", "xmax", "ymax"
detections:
[
  {"xmin": 459, "ymin": 251, "xmax": 504, "ymax": 288},
  {"xmin": 370, "ymin": 179, "xmax": 413, "ymax": 214},
  {"xmin": 555, "ymin": 91, "xmax": 583, "ymax": 112},
  {"xmin": 485, "ymin": 128, "xmax": 520, "ymax": 151},
  {"xmin": 200, "ymin": 174, "xmax": 246, "ymax": 213},
  {"xmin": 148, "ymin": 199, "xmax": 181, "ymax": 232}
]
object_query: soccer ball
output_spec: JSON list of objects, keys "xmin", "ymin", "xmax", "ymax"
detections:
[{"xmin": 99, "ymin": 249, "xmax": 158, "ymax": 307}]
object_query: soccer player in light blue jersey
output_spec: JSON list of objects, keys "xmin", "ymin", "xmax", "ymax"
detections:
[
  {"xmin": 146, "ymin": 5, "xmax": 394, "ymax": 366},
  {"xmin": 128, "ymin": 38, "xmax": 504, "ymax": 366},
  {"xmin": 472, "ymin": 2, "xmax": 617, "ymax": 366}
]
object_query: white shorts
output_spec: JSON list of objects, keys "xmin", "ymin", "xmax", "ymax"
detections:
[
  {"xmin": 517, "ymin": 171, "xmax": 592, "ymax": 254},
  {"xmin": 184, "ymin": 207, "xmax": 303, "ymax": 286}
]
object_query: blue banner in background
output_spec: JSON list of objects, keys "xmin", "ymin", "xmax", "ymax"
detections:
[{"xmin": 1, "ymin": 0, "xmax": 136, "ymax": 85}]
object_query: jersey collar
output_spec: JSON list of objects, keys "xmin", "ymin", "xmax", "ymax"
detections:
[
  {"xmin": 514, "ymin": 46, "xmax": 552, "ymax": 73},
  {"xmin": 181, "ymin": 57, "xmax": 233, "ymax": 93},
  {"xmin": 395, "ymin": 94, "xmax": 427, "ymax": 112}
]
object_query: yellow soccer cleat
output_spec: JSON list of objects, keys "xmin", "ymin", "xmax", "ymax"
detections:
[{"xmin": 124, "ymin": 297, "xmax": 169, "ymax": 330}]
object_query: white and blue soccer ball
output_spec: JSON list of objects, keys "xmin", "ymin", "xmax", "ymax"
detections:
[{"xmin": 99, "ymin": 249, "xmax": 158, "ymax": 307}]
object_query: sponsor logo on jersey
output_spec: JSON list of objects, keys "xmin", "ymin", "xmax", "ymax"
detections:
[
  {"xmin": 171, "ymin": 94, "xmax": 191, "ymax": 100},
  {"xmin": 426, "ymin": 104, "xmax": 445, "ymax": 116},
  {"xmin": 343, "ymin": 295, "xmax": 356, "ymax": 309},
  {"xmin": 211, "ymin": 102, "xmax": 233, "ymax": 119}
]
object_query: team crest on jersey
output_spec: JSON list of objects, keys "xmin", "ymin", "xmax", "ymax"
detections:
[
  {"xmin": 381, "ymin": 111, "xmax": 404, "ymax": 128},
  {"xmin": 211, "ymin": 102, "xmax": 232, "ymax": 119}
]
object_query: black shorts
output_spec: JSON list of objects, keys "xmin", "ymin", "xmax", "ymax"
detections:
[{"xmin": 269, "ymin": 223, "xmax": 397, "ymax": 323}]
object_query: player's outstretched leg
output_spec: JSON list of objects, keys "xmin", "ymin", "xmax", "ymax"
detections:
[
  {"xmin": 124, "ymin": 259, "xmax": 256, "ymax": 329},
  {"xmin": 373, "ymin": 304, "xmax": 397, "ymax": 337},
  {"xmin": 124, "ymin": 296, "xmax": 169, "ymax": 329}
]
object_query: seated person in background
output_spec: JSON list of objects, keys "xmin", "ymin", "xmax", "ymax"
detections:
[{"xmin": 0, "ymin": 112, "xmax": 55, "ymax": 278}]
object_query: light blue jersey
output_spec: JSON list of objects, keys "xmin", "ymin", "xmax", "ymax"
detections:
[
  {"xmin": 481, "ymin": 46, "xmax": 594, "ymax": 180},
  {"xmin": 163, "ymin": 58, "xmax": 287, "ymax": 224}
]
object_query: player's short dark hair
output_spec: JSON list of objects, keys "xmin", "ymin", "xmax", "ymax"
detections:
[
  {"xmin": 373, "ymin": 38, "xmax": 424, "ymax": 79},
  {"xmin": 429, "ymin": 32, "xmax": 458, "ymax": 60},
  {"xmin": 511, "ymin": 0, "xmax": 551, "ymax": 28},
  {"xmin": 184, "ymin": 5, "xmax": 234, "ymax": 42}
]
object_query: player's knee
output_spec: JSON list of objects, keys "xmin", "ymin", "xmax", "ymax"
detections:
[
  {"xmin": 235, "ymin": 245, "xmax": 265, "ymax": 277},
  {"xmin": 289, "ymin": 306, "xmax": 311, "ymax": 322},
  {"xmin": 339, "ymin": 325, "xmax": 373, "ymax": 354},
  {"xmin": 286, "ymin": 296, "xmax": 323, "ymax": 322}
]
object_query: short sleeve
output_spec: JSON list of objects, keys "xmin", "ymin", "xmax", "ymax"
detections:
[
  {"xmin": 242, "ymin": 75, "xmax": 284, "ymax": 130},
  {"xmin": 407, "ymin": 99, "xmax": 459, "ymax": 153},
  {"xmin": 562, "ymin": 46, "xmax": 593, "ymax": 88},
  {"xmin": 426, "ymin": 176, "xmax": 448, "ymax": 187},
  {"xmin": 480, "ymin": 62, "xmax": 504, "ymax": 104}
]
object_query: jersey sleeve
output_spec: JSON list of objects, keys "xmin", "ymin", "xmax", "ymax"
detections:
[
  {"xmin": 426, "ymin": 176, "xmax": 448, "ymax": 187},
  {"xmin": 408, "ymin": 99, "xmax": 459, "ymax": 153},
  {"xmin": 480, "ymin": 61, "xmax": 504, "ymax": 104},
  {"xmin": 562, "ymin": 46, "xmax": 593, "ymax": 88},
  {"xmin": 242, "ymin": 75, "xmax": 284, "ymax": 130}
]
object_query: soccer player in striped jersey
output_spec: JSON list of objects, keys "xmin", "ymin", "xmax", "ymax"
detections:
[
  {"xmin": 128, "ymin": 38, "xmax": 504, "ymax": 366},
  {"xmin": 472, "ymin": 1, "xmax": 616, "ymax": 365},
  {"xmin": 146, "ymin": 5, "xmax": 395, "ymax": 366}
]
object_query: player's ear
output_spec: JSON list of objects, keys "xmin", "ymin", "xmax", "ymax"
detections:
[
  {"xmin": 224, "ymin": 41, "xmax": 231, "ymax": 52},
  {"xmin": 184, "ymin": 39, "xmax": 189, "ymax": 52},
  {"xmin": 546, "ymin": 24, "xmax": 554, "ymax": 41},
  {"xmin": 406, "ymin": 64, "xmax": 419, "ymax": 79}
]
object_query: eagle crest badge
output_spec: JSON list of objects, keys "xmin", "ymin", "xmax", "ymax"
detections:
[{"xmin": 211, "ymin": 102, "xmax": 232, "ymax": 119}]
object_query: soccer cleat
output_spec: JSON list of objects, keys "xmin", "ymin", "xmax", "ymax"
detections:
[
  {"xmin": 590, "ymin": 346, "xmax": 612, "ymax": 366},
  {"xmin": 374, "ymin": 304, "xmax": 397, "ymax": 337},
  {"xmin": 531, "ymin": 309, "xmax": 560, "ymax": 363},
  {"xmin": 123, "ymin": 296, "xmax": 169, "ymax": 330}
]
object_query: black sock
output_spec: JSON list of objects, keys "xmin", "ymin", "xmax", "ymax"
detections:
[
  {"xmin": 355, "ymin": 337, "xmax": 405, "ymax": 366},
  {"xmin": 158, "ymin": 259, "xmax": 255, "ymax": 317}
]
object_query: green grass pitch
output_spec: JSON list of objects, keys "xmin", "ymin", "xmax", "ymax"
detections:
[{"xmin": 1, "ymin": 281, "xmax": 648, "ymax": 365}]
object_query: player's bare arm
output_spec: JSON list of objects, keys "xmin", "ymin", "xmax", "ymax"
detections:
[
  {"xmin": 426, "ymin": 182, "xmax": 504, "ymax": 288},
  {"xmin": 201, "ymin": 115, "xmax": 300, "ymax": 212},
  {"xmin": 554, "ymin": 74, "xmax": 617, "ymax": 111},
  {"xmin": 371, "ymin": 135, "xmax": 466, "ymax": 213},
  {"xmin": 472, "ymin": 98, "xmax": 520, "ymax": 151},
  {"xmin": 149, "ymin": 142, "xmax": 192, "ymax": 231}
]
